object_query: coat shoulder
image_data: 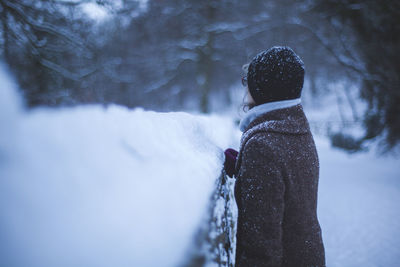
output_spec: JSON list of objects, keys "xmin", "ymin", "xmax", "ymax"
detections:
[
  {"xmin": 243, "ymin": 131, "xmax": 280, "ymax": 157},
  {"xmin": 235, "ymin": 126, "xmax": 282, "ymax": 174}
]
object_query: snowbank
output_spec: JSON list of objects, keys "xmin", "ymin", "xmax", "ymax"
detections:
[{"xmin": 0, "ymin": 67, "xmax": 237, "ymax": 267}]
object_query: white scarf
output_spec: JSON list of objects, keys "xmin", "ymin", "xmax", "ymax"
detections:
[{"xmin": 239, "ymin": 98, "xmax": 302, "ymax": 132}]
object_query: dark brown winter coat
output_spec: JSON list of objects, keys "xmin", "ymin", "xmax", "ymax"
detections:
[{"xmin": 234, "ymin": 104, "xmax": 325, "ymax": 267}]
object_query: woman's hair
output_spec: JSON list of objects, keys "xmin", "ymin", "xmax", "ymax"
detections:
[{"xmin": 241, "ymin": 90, "xmax": 256, "ymax": 112}]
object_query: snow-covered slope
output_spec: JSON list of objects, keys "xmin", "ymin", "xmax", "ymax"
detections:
[{"xmin": 0, "ymin": 66, "xmax": 237, "ymax": 267}]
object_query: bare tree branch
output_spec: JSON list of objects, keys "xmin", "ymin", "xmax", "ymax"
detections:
[
  {"xmin": 3, "ymin": 0, "xmax": 85, "ymax": 48},
  {"xmin": 39, "ymin": 57, "xmax": 98, "ymax": 81}
]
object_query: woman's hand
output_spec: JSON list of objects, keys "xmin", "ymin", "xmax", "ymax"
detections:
[{"xmin": 224, "ymin": 148, "xmax": 238, "ymax": 178}]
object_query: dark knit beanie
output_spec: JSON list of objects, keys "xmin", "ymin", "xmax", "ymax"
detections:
[{"xmin": 247, "ymin": 46, "xmax": 305, "ymax": 105}]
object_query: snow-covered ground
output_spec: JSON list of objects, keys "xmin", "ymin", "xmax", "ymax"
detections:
[
  {"xmin": 316, "ymin": 137, "xmax": 400, "ymax": 267},
  {"xmin": 1, "ymin": 65, "xmax": 399, "ymax": 267}
]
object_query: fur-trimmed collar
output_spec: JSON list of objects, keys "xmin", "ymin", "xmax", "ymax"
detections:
[{"xmin": 239, "ymin": 98, "xmax": 301, "ymax": 132}]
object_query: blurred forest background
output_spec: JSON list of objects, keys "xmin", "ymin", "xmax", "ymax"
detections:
[{"xmin": 0, "ymin": 0, "xmax": 399, "ymax": 152}]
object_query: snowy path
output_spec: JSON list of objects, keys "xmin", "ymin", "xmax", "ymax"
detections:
[{"xmin": 315, "ymin": 137, "xmax": 400, "ymax": 267}]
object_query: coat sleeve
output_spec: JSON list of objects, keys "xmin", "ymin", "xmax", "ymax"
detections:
[{"xmin": 235, "ymin": 134, "xmax": 285, "ymax": 267}]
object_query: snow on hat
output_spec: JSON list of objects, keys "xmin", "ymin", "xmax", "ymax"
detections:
[{"xmin": 247, "ymin": 46, "xmax": 305, "ymax": 105}]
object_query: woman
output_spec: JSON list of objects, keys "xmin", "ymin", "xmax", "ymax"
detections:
[{"xmin": 224, "ymin": 46, "xmax": 325, "ymax": 267}]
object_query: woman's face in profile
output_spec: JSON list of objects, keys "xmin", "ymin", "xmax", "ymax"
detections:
[
  {"xmin": 246, "ymin": 86, "xmax": 256, "ymax": 106},
  {"xmin": 242, "ymin": 63, "xmax": 256, "ymax": 106}
]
